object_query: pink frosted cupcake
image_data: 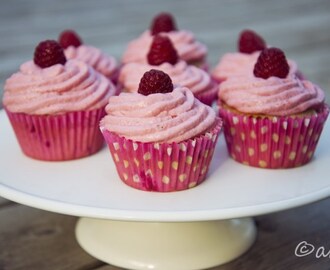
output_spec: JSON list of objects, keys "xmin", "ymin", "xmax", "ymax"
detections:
[
  {"xmin": 119, "ymin": 35, "xmax": 217, "ymax": 106},
  {"xmin": 212, "ymin": 29, "xmax": 303, "ymax": 83},
  {"xmin": 218, "ymin": 47, "xmax": 329, "ymax": 169},
  {"xmin": 3, "ymin": 40, "xmax": 117, "ymax": 161},
  {"xmin": 122, "ymin": 12, "xmax": 208, "ymax": 70},
  {"xmin": 59, "ymin": 30, "xmax": 120, "ymax": 86},
  {"xmin": 101, "ymin": 69, "xmax": 222, "ymax": 192}
]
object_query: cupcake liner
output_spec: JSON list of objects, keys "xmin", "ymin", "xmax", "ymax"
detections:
[
  {"xmin": 5, "ymin": 108, "xmax": 106, "ymax": 161},
  {"xmin": 195, "ymin": 80, "xmax": 219, "ymax": 107},
  {"xmin": 219, "ymin": 105, "xmax": 329, "ymax": 169},
  {"xmin": 101, "ymin": 119, "xmax": 222, "ymax": 192}
]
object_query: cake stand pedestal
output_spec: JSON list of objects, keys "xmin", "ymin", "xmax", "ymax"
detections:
[
  {"xmin": 0, "ymin": 110, "xmax": 329, "ymax": 270},
  {"xmin": 76, "ymin": 218, "xmax": 256, "ymax": 270}
]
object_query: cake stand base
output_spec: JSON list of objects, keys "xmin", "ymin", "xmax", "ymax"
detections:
[{"xmin": 75, "ymin": 217, "xmax": 256, "ymax": 270}]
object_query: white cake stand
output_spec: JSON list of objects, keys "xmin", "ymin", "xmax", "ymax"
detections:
[{"xmin": 0, "ymin": 110, "xmax": 329, "ymax": 270}]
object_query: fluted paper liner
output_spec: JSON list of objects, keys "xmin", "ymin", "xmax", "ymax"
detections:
[
  {"xmin": 219, "ymin": 104, "xmax": 329, "ymax": 169},
  {"xmin": 5, "ymin": 108, "xmax": 106, "ymax": 161},
  {"xmin": 101, "ymin": 119, "xmax": 222, "ymax": 192}
]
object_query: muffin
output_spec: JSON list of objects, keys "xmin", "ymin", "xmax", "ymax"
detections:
[
  {"xmin": 122, "ymin": 12, "xmax": 208, "ymax": 70},
  {"xmin": 218, "ymin": 47, "xmax": 329, "ymax": 169},
  {"xmin": 59, "ymin": 30, "xmax": 120, "ymax": 86},
  {"xmin": 101, "ymin": 69, "xmax": 222, "ymax": 192},
  {"xmin": 119, "ymin": 34, "xmax": 218, "ymax": 106},
  {"xmin": 212, "ymin": 29, "xmax": 303, "ymax": 83},
  {"xmin": 3, "ymin": 40, "xmax": 117, "ymax": 161}
]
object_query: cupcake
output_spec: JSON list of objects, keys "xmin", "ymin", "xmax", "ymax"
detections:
[
  {"xmin": 59, "ymin": 30, "xmax": 120, "ymax": 86},
  {"xmin": 101, "ymin": 69, "xmax": 222, "ymax": 192},
  {"xmin": 122, "ymin": 12, "xmax": 208, "ymax": 70},
  {"xmin": 3, "ymin": 40, "xmax": 117, "ymax": 161},
  {"xmin": 218, "ymin": 47, "xmax": 329, "ymax": 169},
  {"xmin": 119, "ymin": 34, "xmax": 218, "ymax": 106},
  {"xmin": 212, "ymin": 29, "xmax": 303, "ymax": 83}
]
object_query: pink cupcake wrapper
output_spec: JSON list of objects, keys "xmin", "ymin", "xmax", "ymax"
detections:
[
  {"xmin": 219, "ymin": 105, "xmax": 329, "ymax": 169},
  {"xmin": 195, "ymin": 80, "xmax": 219, "ymax": 107},
  {"xmin": 101, "ymin": 119, "xmax": 222, "ymax": 192},
  {"xmin": 5, "ymin": 108, "xmax": 106, "ymax": 161}
]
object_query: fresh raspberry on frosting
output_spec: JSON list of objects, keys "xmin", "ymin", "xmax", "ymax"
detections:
[
  {"xmin": 254, "ymin": 47, "xmax": 290, "ymax": 79},
  {"xmin": 238, "ymin": 29, "xmax": 266, "ymax": 54},
  {"xmin": 147, "ymin": 34, "xmax": 178, "ymax": 66},
  {"xmin": 138, "ymin": 69, "xmax": 173, "ymax": 95},
  {"xmin": 34, "ymin": 40, "xmax": 67, "ymax": 68},
  {"xmin": 59, "ymin": 30, "xmax": 82, "ymax": 49},
  {"xmin": 150, "ymin": 12, "xmax": 177, "ymax": 35}
]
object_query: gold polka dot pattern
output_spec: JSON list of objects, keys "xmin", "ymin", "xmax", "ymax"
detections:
[
  {"xmin": 101, "ymin": 119, "xmax": 222, "ymax": 192},
  {"xmin": 219, "ymin": 105, "xmax": 329, "ymax": 169}
]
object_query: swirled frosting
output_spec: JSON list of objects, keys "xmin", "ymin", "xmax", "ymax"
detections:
[
  {"xmin": 122, "ymin": 31, "xmax": 207, "ymax": 64},
  {"xmin": 3, "ymin": 59, "xmax": 116, "ymax": 114},
  {"xmin": 65, "ymin": 45, "xmax": 118, "ymax": 79},
  {"xmin": 101, "ymin": 86, "xmax": 216, "ymax": 143},
  {"xmin": 218, "ymin": 74, "xmax": 325, "ymax": 116},
  {"xmin": 212, "ymin": 52, "xmax": 301, "ymax": 82},
  {"xmin": 119, "ymin": 60, "xmax": 214, "ymax": 96}
]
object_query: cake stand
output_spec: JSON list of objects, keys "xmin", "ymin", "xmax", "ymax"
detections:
[{"xmin": 0, "ymin": 110, "xmax": 329, "ymax": 270}]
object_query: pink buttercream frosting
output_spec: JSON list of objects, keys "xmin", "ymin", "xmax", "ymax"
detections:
[
  {"xmin": 212, "ymin": 52, "xmax": 300, "ymax": 82},
  {"xmin": 119, "ymin": 60, "xmax": 214, "ymax": 96},
  {"xmin": 3, "ymin": 59, "xmax": 116, "ymax": 114},
  {"xmin": 218, "ymin": 74, "xmax": 325, "ymax": 116},
  {"xmin": 122, "ymin": 31, "xmax": 207, "ymax": 64},
  {"xmin": 101, "ymin": 86, "xmax": 216, "ymax": 143},
  {"xmin": 65, "ymin": 45, "xmax": 118, "ymax": 79}
]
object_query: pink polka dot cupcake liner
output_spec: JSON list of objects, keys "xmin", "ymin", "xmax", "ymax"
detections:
[
  {"xmin": 219, "ymin": 105, "xmax": 329, "ymax": 169},
  {"xmin": 5, "ymin": 108, "xmax": 106, "ymax": 161},
  {"xmin": 101, "ymin": 119, "xmax": 222, "ymax": 192}
]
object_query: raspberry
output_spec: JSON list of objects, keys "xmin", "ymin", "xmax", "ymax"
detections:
[
  {"xmin": 59, "ymin": 30, "xmax": 82, "ymax": 49},
  {"xmin": 138, "ymin": 69, "xmax": 173, "ymax": 95},
  {"xmin": 147, "ymin": 34, "xmax": 178, "ymax": 65},
  {"xmin": 34, "ymin": 40, "xmax": 67, "ymax": 68},
  {"xmin": 150, "ymin": 12, "xmax": 177, "ymax": 35},
  {"xmin": 238, "ymin": 29, "xmax": 266, "ymax": 54},
  {"xmin": 254, "ymin": 47, "xmax": 290, "ymax": 79}
]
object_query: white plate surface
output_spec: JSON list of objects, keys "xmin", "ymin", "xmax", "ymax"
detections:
[{"xmin": 0, "ymin": 110, "xmax": 329, "ymax": 221}]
